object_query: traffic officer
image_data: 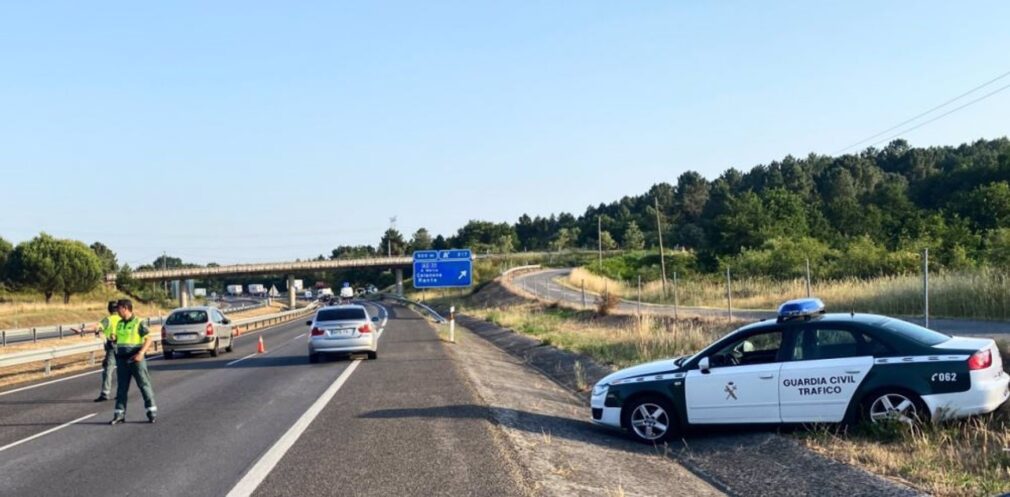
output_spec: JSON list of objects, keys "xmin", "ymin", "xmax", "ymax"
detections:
[
  {"xmin": 93, "ymin": 300, "xmax": 120, "ymax": 402},
  {"xmin": 110, "ymin": 299, "xmax": 158, "ymax": 425}
]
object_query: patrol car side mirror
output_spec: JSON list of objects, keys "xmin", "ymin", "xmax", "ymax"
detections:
[
  {"xmin": 699, "ymin": 357, "xmax": 711, "ymax": 374},
  {"xmin": 371, "ymin": 316, "xmax": 379, "ymax": 322}
]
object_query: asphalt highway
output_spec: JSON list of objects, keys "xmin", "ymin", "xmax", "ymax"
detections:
[
  {"xmin": 0, "ymin": 302, "xmax": 526, "ymax": 497},
  {"xmin": 516, "ymin": 268, "xmax": 1010, "ymax": 338}
]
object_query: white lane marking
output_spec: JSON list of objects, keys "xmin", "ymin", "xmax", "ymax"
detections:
[
  {"xmin": 0, "ymin": 412, "xmax": 97, "ymax": 453},
  {"xmin": 0, "ymin": 370, "xmax": 101, "ymax": 398},
  {"xmin": 226, "ymin": 359, "xmax": 363, "ymax": 497},
  {"xmin": 226, "ymin": 353, "xmax": 258, "ymax": 367},
  {"xmin": 292, "ymin": 333, "xmax": 305, "ymax": 340}
]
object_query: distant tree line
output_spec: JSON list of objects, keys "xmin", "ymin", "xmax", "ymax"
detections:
[
  {"xmin": 0, "ymin": 233, "xmax": 108, "ymax": 303},
  {"xmin": 5, "ymin": 137, "xmax": 1010, "ymax": 300},
  {"xmin": 369, "ymin": 138, "xmax": 1010, "ymax": 279}
]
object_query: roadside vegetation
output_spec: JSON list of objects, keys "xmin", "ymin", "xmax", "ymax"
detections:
[
  {"xmin": 0, "ymin": 287, "xmax": 171, "ymax": 331},
  {"xmin": 466, "ymin": 302, "xmax": 730, "ymax": 372},
  {"xmin": 463, "ymin": 294, "xmax": 1010, "ymax": 497},
  {"xmin": 568, "ymin": 255, "xmax": 1010, "ymax": 320}
]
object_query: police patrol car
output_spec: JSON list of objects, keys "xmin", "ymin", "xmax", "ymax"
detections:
[{"xmin": 591, "ymin": 298, "xmax": 1010, "ymax": 443}]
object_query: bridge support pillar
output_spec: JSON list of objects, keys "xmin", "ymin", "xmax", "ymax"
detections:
[
  {"xmin": 287, "ymin": 274, "xmax": 297, "ymax": 309},
  {"xmin": 179, "ymin": 280, "xmax": 191, "ymax": 307},
  {"xmin": 395, "ymin": 268, "xmax": 404, "ymax": 297}
]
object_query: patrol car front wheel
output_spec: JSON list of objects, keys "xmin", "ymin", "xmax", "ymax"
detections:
[
  {"xmin": 863, "ymin": 390, "xmax": 928, "ymax": 426},
  {"xmin": 624, "ymin": 397, "xmax": 678, "ymax": 444}
]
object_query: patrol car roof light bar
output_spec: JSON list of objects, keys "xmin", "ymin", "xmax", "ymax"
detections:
[{"xmin": 777, "ymin": 298, "xmax": 826, "ymax": 323}]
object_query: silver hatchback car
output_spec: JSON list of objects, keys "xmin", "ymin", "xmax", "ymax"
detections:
[
  {"xmin": 307, "ymin": 304, "xmax": 379, "ymax": 363},
  {"xmin": 161, "ymin": 306, "xmax": 235, "ymax": 359}
]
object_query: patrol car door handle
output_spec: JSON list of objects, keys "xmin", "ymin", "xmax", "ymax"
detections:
[
  {"xmin": 845, "ymin": 370, "xmax": 861, "ymax": 374},
  {"xmin": 759, "ymin": 374, "xmax": 774, "ymax": 379}
]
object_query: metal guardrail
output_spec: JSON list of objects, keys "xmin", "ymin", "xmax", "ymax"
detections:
[
  {"xmin": 0, "ymin": 303, "xmax": 318, "ymax": 376},
  {"xmin": 382, "ymin": 294, "xmax": 447, "ymax": 323},
  {"xmin": 501, "ymin": 264, "xmax": 542, "ymax": 280},
  {"xmin": 0, "ymin": 301, "xmax": 268, "ymax": 347}
]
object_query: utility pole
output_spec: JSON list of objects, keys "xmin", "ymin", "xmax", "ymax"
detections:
[
  {"xmin": 805, "ymin": 257, "xmax": 812, "ymax": 298},
  {"xmin": 597, "ymin": 215, "xmax": 603, "ymax": 273},
  {"xmin": 923, "ymin": 248, "xmax": 930, "ymax": 328},
  {"xmin": 673, "ymin": 271, "xmax": 679, "ymax": 320},
  {"xmin": 655, "ymin": 197, "xmax": 668, "ymax": 299},
  {"xmin": 726, "ymin": 266, "xmax": 733, "ymax": 322}
]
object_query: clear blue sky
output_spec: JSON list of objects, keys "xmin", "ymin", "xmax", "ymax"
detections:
[{"xmin": 2, "ymin": 1, "xmax": 1009, "ymax": 266}]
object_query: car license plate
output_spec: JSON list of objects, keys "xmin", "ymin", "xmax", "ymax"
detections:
[
  {"xmin": 175, "ymin": 333, "xmax": 197, "ymax": 340},
  {"xmin": 329, "ymin": 329, "xmax": 354, "ymax": 338}
]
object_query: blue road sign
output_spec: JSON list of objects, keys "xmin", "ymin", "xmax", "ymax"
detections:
[{"xmin": 413, "ymin": 249, "xmax": 473, "ymax": 288}]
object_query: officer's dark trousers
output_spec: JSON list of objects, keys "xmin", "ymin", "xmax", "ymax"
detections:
[
  {"xmin": 99, "ymin": 341, "xmax": 116, "ymax": 397},
  {"xmin": 113, "ymin": 348, "xmax": 157, "ymax": 416}
]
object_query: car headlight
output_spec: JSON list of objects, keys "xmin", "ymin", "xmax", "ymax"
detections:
[{"xmin": 592, "ymin": 383, "xmax": 609, "ymax": 396}]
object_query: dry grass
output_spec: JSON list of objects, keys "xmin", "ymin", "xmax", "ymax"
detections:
[
  {"xmin": 467, "ymin": 302, "xmax": 731, "ymax": 368},
  {"xmin": 0, "ymin": 299, "xmax": 170, "ymax": 330},
  {"xmin": 801, "ymin": 406, "xmax": 1010, "ymax": 497},
  {"xmin": 233, "ymin": 301, "xmax": 289, "ymax": 318},
  {"xmin": 568, "ymin": 267, "xmax": 1010, "ymax": 320},
  {"xmin": 472, "ymin": 292, "xmax": 1010, "ymax": 497}
]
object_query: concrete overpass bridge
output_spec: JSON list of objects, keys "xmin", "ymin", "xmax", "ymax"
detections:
[
  {"xmin": 108, "ymin": 256, "xmax": 415, "ymax": 308},
  {"xmin": 106, "ymin": 250, "xmax": 604, "ymax": 308}
]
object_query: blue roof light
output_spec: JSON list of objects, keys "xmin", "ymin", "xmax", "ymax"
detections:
[{"xmin": 778, "ymin": 298, "xmax": 826, "ymax": 319}]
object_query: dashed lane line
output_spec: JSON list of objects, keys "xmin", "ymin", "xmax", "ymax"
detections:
[{"xmin": 225, "ymin": 359, "xmax": 363, "ymax": 497}]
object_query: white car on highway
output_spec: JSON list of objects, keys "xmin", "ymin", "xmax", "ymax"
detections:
[{"xmin": 306, "ymin": 304, "xmax": 379, "ymax": 363}]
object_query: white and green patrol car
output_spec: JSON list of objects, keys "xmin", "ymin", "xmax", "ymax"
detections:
[{"xmin": 591, "ymin": 298, "xmax": 1010, "ymax": 444}]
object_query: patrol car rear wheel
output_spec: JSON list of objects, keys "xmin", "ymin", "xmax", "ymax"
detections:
[
  {"xmin": 864, "ymin": 390, "xmax": 928, "ymax": 426},
  {"xmin": 624, "ymin": 397, "xmax": 677, "ymax": 444}
]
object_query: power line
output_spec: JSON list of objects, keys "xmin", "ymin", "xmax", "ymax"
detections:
[
  {"xmin": 837, "ymin": 68, "xmax": 1010, "ymax": 154},
  {"xmin": 865, "ymin": 80, "xmax": 1010, "ymax": 150}
]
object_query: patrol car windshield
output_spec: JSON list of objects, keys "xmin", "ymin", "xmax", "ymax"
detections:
[
  {"xmin": 317, "ymin": 308, "xmax": 367, "ymax": 321},
  {"xmin": 879, "ymin": 319, "xmax": 950, "ymax": 346},
  {"xmin": 166, "ymin": 310, "xmax": 208, "ymax": 325}
]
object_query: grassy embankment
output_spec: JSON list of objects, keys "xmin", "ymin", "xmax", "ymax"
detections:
[
  {"xmin": 464, "ymin": 295, "xmax": 1010, "ymax": 497},
  {"xmin": 567, "ymin": 266, "xmax": 1010, "ymax": 321},
  {"xmin": 0, "ymin": 286, "xmax": 172, "ymax": 330}
]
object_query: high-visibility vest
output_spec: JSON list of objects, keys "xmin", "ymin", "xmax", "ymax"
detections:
[
  {"xmin": 99, "ymin": 315, "xmax": 121, "ymax": 340},
  {"xmin": 115, "ymin": 317, "xmax": 145, "ymax": 346}
]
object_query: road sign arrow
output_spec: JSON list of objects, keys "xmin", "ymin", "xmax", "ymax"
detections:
[{"xmin": 458, "ymin": 270, "xmax": 468, "ymax": 280}]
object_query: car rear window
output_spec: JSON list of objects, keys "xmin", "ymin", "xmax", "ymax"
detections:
[
  {"xmin": 879, "ymin": 319, "xmax": 950, "ymax": 346},
  {"xmin": 166, "ymin": 310, "xmax": 208, "ymax": 325},
  {"xmin": 316, "ymin": 308, "xmax": 367, "ymax": 321}
]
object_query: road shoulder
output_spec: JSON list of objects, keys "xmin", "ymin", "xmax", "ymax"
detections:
[
  {"xmin": 454, "ymin": 314, "xmax": 922, "ymax": 497},
  {"xmin": 447, "ymin": 318, "xmax": 725, "ymax": 497}
]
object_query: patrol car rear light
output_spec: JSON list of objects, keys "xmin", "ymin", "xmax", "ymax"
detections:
[
  {"xmin": 358, "ymin": 323, "xmax": 373, "ymax": 333},
  {"xmin": 310, "ymin": 327, "xmax": 324, "ymax": 337},
  {"xmin": 205, "ymin": 323, "xmax": 214, "ymax": 336},
  {"xmin": 968, "ymin": 349, "xmax": 992, "ymax": 370}
]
